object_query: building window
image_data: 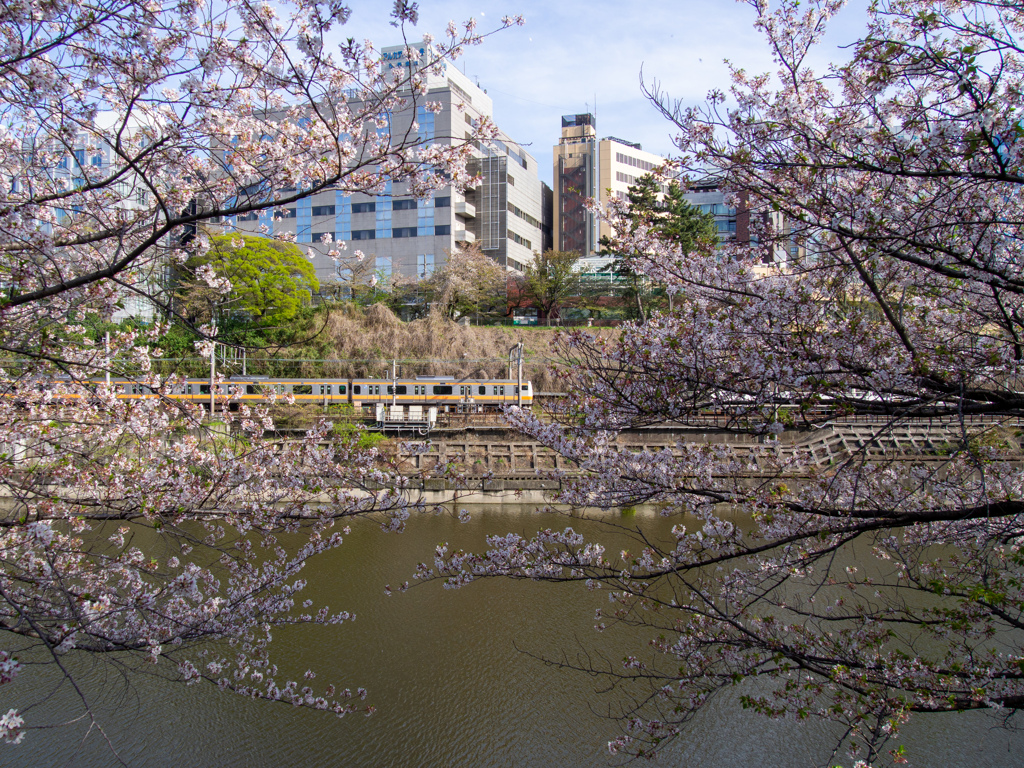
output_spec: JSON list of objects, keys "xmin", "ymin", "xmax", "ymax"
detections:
[
  {"xmin": 311, "ymin": 205, "xmax": 336, "ymax": 216},
  {"xmin": 508, "ymin": 202, "xmax": 541, "ymax": 229},
  {"xmin": 393, "ymin": 226, "xmax": 418, "ymax": 238},
  {"xmin": 278, "ymin": 208, "xmax": 297, "ymax": 218},
  {"xmin": 352, "ymin": 202, "xmax": 376, "ymax": 213},
  {"xmin": 238, "ymin": 212, "xmax": 259, "ymax": 221},
  {"xmin": 434, "ymin": 224, "xmax": 450, "ymax": 236},
  {"xmin": 391, "ymin": 199, "xmax": 417, "ymax": 210},
  {"xmin": 506, "ymin": 175, "xmax": 515, "ymax": 186},
  {"xmin": 351, "ymin": 229, "xmax": 375, "ymax": 240},
  {"xmin": 507, "ymin": 230, "xmax": 531, "ymax": 250},
  {"xmin": 417, "ymin": 253, "xmax": 434, "ymax": 277},
  {"xmin": 434, "ymin": 196, "xmax": 450, "ymax": 208}
]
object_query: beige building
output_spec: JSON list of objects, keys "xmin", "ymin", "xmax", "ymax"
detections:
[{"xmin": 553, "ymin": 113, "xmax": 665, "ymax": 256}]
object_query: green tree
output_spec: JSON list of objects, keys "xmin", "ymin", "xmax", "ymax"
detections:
[
  {"xmin": 181, "ymin": 233, "xmax": 319, "ymax": 324},
  {"xmin": 601, "ymin": 174, "xmax": 716, "ymax": 320},
  {"xmin": 520, "ymin": 249, "xmax": 580, "ymax": 322}
]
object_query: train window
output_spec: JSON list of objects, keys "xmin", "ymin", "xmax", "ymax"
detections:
[
  {"xmin": 318, "ymin": 385, "xmax": 328, "ymax": 395},
  {"xmin": 433, "ymin": 385, "xmax": 453, "ymax": 395},
  {"xmin": 353, "ymin": 385, "xmax": 361, "ymax": 395},
  {"xmin": 478, "ymin": 385, "xmax": 486, "ymax": 396},
  {"xmin": 372, "ymin": 385, "xmax": 381, "ymax": 395},
  {"xmin": 199, "ymin": 384, "xmax": 211, "ymax": 395},
  {"xmin": 338, "ymin": 385, "xmax": 346, "ymax": 394},
  {"xmin": 396, "ymin": 385, "xmax": 407, "ymax": 395},
  {"xmin": 294, "ymin": 385, "xmax": 313, "ymax": 395},
  {"xmin": 186, "ymin": 385, "xmax": 193, "ymax": 395},
  {"xmin": 246, "ymin": 385, "xmax": 258, "ymax": 395},
  {"xmin": 498, "ymin": 386, "xmax": 505, "ymax": 396}
]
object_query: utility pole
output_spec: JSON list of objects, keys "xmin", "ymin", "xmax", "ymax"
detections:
[
  {"xmin": 104, "ymin": 331, "xmax": 111, "ymax": 388},
  {"xmin": 516, "ymin": 342, "xmax": 524, "ymax": 407},
  {"xmin": 509, "ymin": 343, "xmax": 524, "ymax": 407},
  {"xmin": 209, "ymin": 331, "xmax": 216, "ymax": 419}
]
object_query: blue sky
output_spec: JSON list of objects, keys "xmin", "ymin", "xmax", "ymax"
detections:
[{"xmin": 344, "ymin": 0, "xmax": 871, "ymax": 186}]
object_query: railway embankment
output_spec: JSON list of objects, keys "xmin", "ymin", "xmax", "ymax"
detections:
[
  {"xmin": 267, "ymin": 417, "xmax": 1021, "ymax": 504},
  {"xmin": 4, "ymin": 419, "xmax": 1013, "ymax": 510}
]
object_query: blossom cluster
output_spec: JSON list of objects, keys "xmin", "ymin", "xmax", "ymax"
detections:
[
  {"xmin": 432, "ymin": 0, "xmax": 1024, "ymax": 763},
  {"xmin": 0, "ymin": 0, "xmax": 519, "ymax": 747}
]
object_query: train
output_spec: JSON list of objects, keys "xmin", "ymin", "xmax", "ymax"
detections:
[{"xmin": 50, "ymin": 375, "xmax": 534, "ymax": 412}]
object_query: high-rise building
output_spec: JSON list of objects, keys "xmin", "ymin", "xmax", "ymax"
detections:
[
  {"xmin": 552, "ymin": 113, "xmax": 665, "ymax": 256},
  {"xmin": 684, "ymin": 177, "xmax": 793, "ymax": 266},
  {"xmin": 32, "ymin": 114, "xmax": 164, "ymax": 321},
  {"xmin": 232, "ymin": 42, "xmax": 544, "ymax": 289}
]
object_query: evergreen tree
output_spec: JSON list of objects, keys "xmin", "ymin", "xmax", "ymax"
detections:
[{"xmin": 600, "ymin": 174, "xmax": 716, "ymax": 320}]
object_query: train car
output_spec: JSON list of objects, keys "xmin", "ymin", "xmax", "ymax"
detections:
[
  {"xmin": 227, "ymin": 378, "xmax": 351, "ymax": 405},
  {"xmin": 351, "ymin": 376, "xmax": 532, "ymax": 411},
  {"xmin": 150, "ymin": 378, "xmax": 351, "ymax": 405},
  {"xmin": 88, "ymin": 375, "xmax": 534, "ymax": 411}
]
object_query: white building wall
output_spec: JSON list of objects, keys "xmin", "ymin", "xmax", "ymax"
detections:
[{"xmin": 231, "ymin": 41, "xmax": 543, "ymax": 288}]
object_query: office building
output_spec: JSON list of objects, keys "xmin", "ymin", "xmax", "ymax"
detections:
[
  {"xmin": 552, "ymin": 113, "xmax": 666, "ymax": 256},
  {"xmin": 231, "ymin": 42, "xmax": 544, "ymax": 289},
  {"xmin": 32, "ymin": 113, "xmax": 163, "ymax": 321},
  {"xmin": 684, "ymin": 177, "xmax": 793, "ymax": 266}
]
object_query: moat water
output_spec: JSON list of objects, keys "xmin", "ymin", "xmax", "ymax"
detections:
[{"xmin": 7, "ymin": 506, "xmax": 1022, "ymax": 767}]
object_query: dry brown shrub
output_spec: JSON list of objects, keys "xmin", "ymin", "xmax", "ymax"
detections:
[{"xmin": 314, "ymin": 303, "xmax": 569, "ymax": 391}]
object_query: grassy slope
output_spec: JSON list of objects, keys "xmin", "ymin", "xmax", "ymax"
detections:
[{"xmin": 288, "ymin": 303, "xmax": 567, "ymax": 392}]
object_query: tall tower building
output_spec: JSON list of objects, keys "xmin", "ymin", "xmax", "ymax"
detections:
[
  {"xmin": 553, "ymin": 113, "xmax": 666, "ymax": 256},
  {"xmin": 553, "ymin": 114, "xmax": 598, "ymax": 255}
]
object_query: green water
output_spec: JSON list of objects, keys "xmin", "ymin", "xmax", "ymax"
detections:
[{"xmin": 3, "ymin": 507, "xmax": 1019, "ymax": 767}]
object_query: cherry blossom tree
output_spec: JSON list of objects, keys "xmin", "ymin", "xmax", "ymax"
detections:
[
  {"xmin": 421, "ymin": 244, "xmax": 508, "ymax": 320},
  {"xmin": 432, "ymin": 0, "xmax": 1024, "ymax": 763},
  {"xmin": 0, "ymin": 0, "xmax": 521, "ymax": 748}
]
